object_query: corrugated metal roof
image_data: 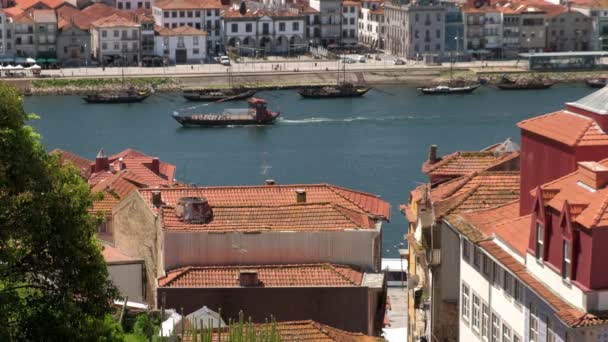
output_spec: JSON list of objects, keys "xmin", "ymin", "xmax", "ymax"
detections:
[{"xmin": 567, "ymin": 86, "xmax": 608, "ymax": 115}]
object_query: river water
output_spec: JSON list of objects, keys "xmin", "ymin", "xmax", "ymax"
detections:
[{"xmin": 25, "ymin": 84, "xmax": 596, "ymax": 257}]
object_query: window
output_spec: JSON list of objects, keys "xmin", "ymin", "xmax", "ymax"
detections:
[
  {"xmin": 547, "ymin": 317, "xmax": 556, "ymax": 342},
  {"xmin": 483, "ymin": 256, "xmax": 492, "ymax": 278},
  {"xmin": 164, "ymin": 11, "xmax": 169, "ymax": 18},
  {"xmin": 513, "ymin": 334, "xmax": 521, "ymax": 342},
  {"xmin": 529, "ymin": 303, "xmax": 538, "ymax": 342},
  {"xmin": 114, "ymin": 42, "xmax": 119, "ymax": 50},
  {"xmin": 292, "ymin": 22, "xmax": 299, "ymax": 31},
  {"xmin": 436, "ymin": 29, "xmax": 440, "ymax": 38},
  {"xmin": 114, "ymin": 30, "xmax": 119, "ymax": 37},
  {"xmin": 246, "ymin": 23, "xmax": 252, "ymax": 32},
  {"xmin": 102, "ymin": 42, "xmax": 107, "ymax": 50},
  {"xmin": 463, "ymin": 239, "xmax": 470, "ymax": 262},
  {"xmin": 482, "ymin": 304, "xmax": 490, "ymax": 341},
  {"xmin": 102, "ymin": 30, "xmax": 107, "ymax": 38},
  {"xmin": 514, "ymin": 279, "xmax": 524, "ymax": 305},
  {"xmin": 193, "ymin": 36, "xmax": 199, "ymax": 45},
  {"xmin": 279, "ymin": 22, "xmax": 286, "ymax": 31},
  {"xmin": 502, "ymin": 324, "xmax": 511, "ymax": 342},
  {"xmin": 472, "ymin": 294, "xmax": 481, "ymax": 333},
  {"xmin": 195, "ymin": 11, "xmax": 201, "ymax": 17},
  {"xmin": 562, "ymin": 240, "xmax": 571, "ymax": 280},
  {"xmin": 493, "ymin": 262, "xmax": 501, "ymax": 285},
  {"xmin": 350, "ymin": 17, "xmax": 354, "ymax": 25},
  {"xmin": 179, "ymin": 11, "xmax": 185, "ymax": 17},
  {"xmin": 231, "ymin": 23, "xmax": 238, "ymax": 33},
  {"xmin": 215, "ymin": 9, "xmax": 219, "ymax": 16},
  {"xmin": 193, "ymin": 48, "xmax": 199, "ymax": 54},
  {"xmin": 118, "ymin": 2, "xmax": 123, "ymax": 9},
  {"xmin": 462, "ymin": 283, "xmax": 470, "ymax": 322},
  {"xmin": 172, "ymin": 11, "xmax": 177, "ymax": 18},
  {"xmin": 535, "ymin": 223, "xmax": 544, "ymax": 260},
  {"xmin": 132, "ymin": 42, "xmax": 138, "ymax": 50},
  {"xmin": 187, "ymin": 11, "xmax": 192, "ymax": 17},
  {"xmin": 491, "ymin": 314, "xmax": 500, "ymax": 342},
  {"xmin": 207, "ymin": 10, "xmax": 212, "ymax": 16},
  {"xmin": 263, "ymin": 23, "xmax": 269, "ymax": 34},
  {"xmin": 503, "ymin": 270, "xmax": 512, "ymax": 296},
  {"xmin": 125, "ymin": 2, "xmax": 130, "ymax": 9},
  {"xmin": 473, "ymin": 246, "xmax": 481, "ymax": 269}
]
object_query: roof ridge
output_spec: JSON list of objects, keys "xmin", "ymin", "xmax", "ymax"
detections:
[
  {"xmin": 326, "ymin": 184, "xmax": 382, "ymax": 216},
  {"xmin": 331, "ymin": 204, "xmax": 372, "ymax": 229},
  {"xmin": 590, "ymin": 193, "xmax": 608, "ymax": 228},
  {"xmin": 424, "ymin": 151, "xmax": 460, "ymax": 173},
  {"xmin": 574, "ymin": 119, "xmax": 595, "ymax": 145},
  {"xmin": 325, "ymin": 264, "xmax": 360, "ymax": 286}
]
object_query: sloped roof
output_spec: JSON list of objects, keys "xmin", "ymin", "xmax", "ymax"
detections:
[
  {"xmin": 50, "ymin": 148, "xmax": 93, "ymax": 178},
  {"xmin": 567, "ymin": 86, "xmax": 608, "ymax": 115},
  {"xmin": 422, "ymin": 144, "xmax": 519, "ymax": 179},
  {"xmin": 539, "ymin": 159, "xmax": 608, "ymax": 229},
  {"xmin": 158, "ymin": 264, "xmax": 363, "ymax": 287},
  {"xmin": 101, "ymin": 244, "xmax": 141, "ymax": 264},
  {"xmin": 32, "ymin": 9, "xmax": 56, "ymax": 22},
  {"xmin": 493, "ymin": 214, "xmax": 532, "ymax": 256},
  {"xmin": 91, "ymin": 13, "xmax": 139, "ymax": 27},
  {"xmin": 154, "ymin": 0, "xmax": 223, "ymax": 10},
  {"xmin": 13, "ymin": 0, "xmax": 68, "ymax": 10},
  {"xmin": 518, "ymin": 110, "xmax": 608, "ymax": 147},
  {"xmin": 140, "ymin": 184, "xmax": 390, "ymax": 220},
  {"xmin": 160, "ymin": 203, "xmax": 376, "ymax": 232},
  {"xmin": 224, "ymin": 7, "xmax": 305, "ymax": 18},
  {"xmin": 156, "ymin": 25, "xmax": 208, "ymax": 36}
]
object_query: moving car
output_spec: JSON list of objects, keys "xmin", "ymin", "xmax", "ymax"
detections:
[
  {"xmin": 394, "ymin": 58, "xmax": 406, "ymax": 65},
  {"xmin": 219, "ymin": 56, "xmax": 231, "ymax": 66}
]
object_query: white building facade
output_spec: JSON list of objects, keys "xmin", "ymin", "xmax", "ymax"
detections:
[
  {"xmin": 342, "ymin": 1, "xmax": 359, "ymax": 44},
  {"xmin": 358, "ymin": 0, "xmax": 384, "ymax": 49},
  {"xmin": 309, "ymin": 0, "xmax": 341, "ymax": 45},
  {"xmin": 152, "ymin": 0, "xmax": 223, "ymax": 55},
  {"xmin": 223, "ymin": 6, "xmax": 306, "ymax": 56},
  {"xmin": 90, "ymin": 14, "xmax": 141, "ymax": 65},
  {"xmin": 154, "ymin": 25, "xmax": 207, "ymax": 63},
  {"xmin": 0, "ymin": 11, "xmax": 14, "ymax": 57}
]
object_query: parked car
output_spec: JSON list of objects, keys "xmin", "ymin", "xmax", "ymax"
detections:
[
  {"xmin": 394, "ymin": 58, "xmax": 406, "ymax": 65},
  {"xmin": 342, "ymin": 58, "xmax": 356, "ymax": 64},
  {"xmin": 219, "ymin": 56, "xmax": 231, "ymax": 66},
  {"xmin": 357, "ymin": 55, "xmax": 366, "ymax": 63},
  {"xmin": 374, "ymin": 55, "xmax": 382, "ymax": 61}
]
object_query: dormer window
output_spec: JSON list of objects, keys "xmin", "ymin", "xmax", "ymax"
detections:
[
  {"xmin": 535, "ymin": 222, "xmax": 544, "ymax": 260},
  {"xmin": 562, "ymin": 240, "xmax": 571, "ymax": 281}
]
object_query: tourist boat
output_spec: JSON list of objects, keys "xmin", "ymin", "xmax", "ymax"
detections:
[
  {"xmin": 418, "ymin": 84, "xmax": 480, "ymax": 95},
  {"xmin": 83, "ymin": 89, "xmax": 150, "ymax": 104},
  {"xmin": 182, "ymin": 88, "xmax": 256, "ymax": 102},
  {"xmin": 172, "ymin": 97, "xmax": 280, "ymax": 127},
  {"xmin": 298, "ymin": 83, "xmax": 371, "ymax": 98},
  {"xmin": 585, "ymin": 77, "xmax": 608, "ymax": 88},
  {"xmin": 496, "ymin": 76, "xmax": 554, "ymax": 90}
]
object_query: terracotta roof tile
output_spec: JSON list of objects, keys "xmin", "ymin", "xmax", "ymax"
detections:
[
  {"xmin": 453, "ymin": 200, "xmax": 520, "ymax": 237},
  {"xmin": 154, "ymin": 0, "xmax": 223, "ymax": 10},
  {"xmin": 181, "ymin": 320, "xmax": 381, "ymax": 342},
  {"xmin": 161, "ymin": 203, "xmax": 375, "ymax": 232},
  {"xmin": 518, "ymin": 110, "xmax": 608, "ymax": 147},
  {"xmin": 156, "ymin": 24, "xmax": 208, "ymax": 35},
  {"xmin": 224, "ymin": 7, "xmax": 305, "ymax": 18},
  {"xmin": 13, "ymin": 0, "xmax": 67, "ymax": 10},
  {"xmin": 423, "ymin": 150, "xmax": 519, "ymax": 179},
  {"xmin": 493, "ymin": 214, "xmax": 532, "ymax": 256},
  {"xmin": 140, "ymin": 184, "xmax": 390, "ymax": 220},
  {"xmin": 92, "ymin": 13, "xmax": 139, "ymax": 27},
  {"xmin": 51, "ymin": 148, "xmax": 93, "ymax": 178},
  {"xmin": 158, "ymin": 264, "xmax": 363, "ymax": 288}
]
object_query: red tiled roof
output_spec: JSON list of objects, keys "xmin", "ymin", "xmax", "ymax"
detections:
[
  {"xmin": 158, "ymin": 264, "xmax": 363, "ymax": 288},
  {"xmin": 13, "ymin": 0, "xmax": 67, "ymax": 10},
  {"xmin": 432, "ymin": 171, "xmax": 520, "ymax": 215},
  {"xmin": 518, "ymin": 110, "xmax": 608, "ymax": 147},
  {"xmin": 456, "ymin": 200, "xmax": 520, "ymax": 236},
  {"xmin": 140, "ymin": 184, "xmax": 390, "ymax": 220},
  {"xmin": 161, "ymin": 203, "xmax": 375, "ymax": 232},
  {"xmin": 57, "ymin": 3, "xmax": 134, "ymax": 30},
  {"xmin": 494, "ymin": 214, "xmax": 531, "ymax": 256},
  {"xmin": 154, "ymin": 0, "xmax": 223, "ymax": 10},
  {"xmin": 538, "ymin": 159, "xmax": 608, "ymax": 229},
  {"xmin": 181, "ymin": 320, "xmax": 381, "ymax": 342},
  {"xmin": 92, "ymin": 13, "xmax": 139, "ymax": 27},
  {"xmin": 423, "ymin": 150, "xmax": 519, "ymax": 178},
  {"xmin": 156, "ymin": 25, "xmax": 208, "ymax": 35},
  {"xmin": 224, "ymin": 7, "xmax": 304, "ymax": 18},
  {"xmin": 101, "ymin": 244, "xmax": 141, "ymax": 264},
  {"xmin": 51, "ymin": 148, "xmax": 93, "ymax": 178}
]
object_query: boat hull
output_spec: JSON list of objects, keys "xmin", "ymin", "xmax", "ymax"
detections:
[
  {"xmin": 418, "ymin": 84, "xmax": 480, "ymax": 95},
  {"xmin": 173, "ymin": 112, "xmax": 280, "ymax": 127},
  {"xmin": 496, "ymin": 82, "xmax": 554, "ymax": 90},
  {"xmin": 183, "ymin": 90, "xmax": 256, "ymax": 102},
  {"xmin": 298, "ymin": 87, "xmax": 370, "ymax": 98},
  {"xmin": 83, "ymin": 93, "xmax": 149, "ymax": 104},
  {"xmin": 586, "ymin": 79, "xmax": 607, "ymax": 88}
]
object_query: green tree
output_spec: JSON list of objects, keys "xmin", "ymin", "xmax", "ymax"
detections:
[{"xmin": 0, "ymin": 82, "xmax": 119, "ymax": 340}]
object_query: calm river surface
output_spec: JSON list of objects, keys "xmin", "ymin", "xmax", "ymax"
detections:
[{"xmin": 25, "ymin": 84, "xmax": 596, "ymax": 257}]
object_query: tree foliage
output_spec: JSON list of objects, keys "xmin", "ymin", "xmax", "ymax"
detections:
[{"xmin": 0, "ymin": 82, "xmax": 119, "ymax": 340}]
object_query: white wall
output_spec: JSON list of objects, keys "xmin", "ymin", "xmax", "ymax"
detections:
[
  {"xmin": 152, "ymin": 6, "xmax": 222, "ymax": 51},
  {"xmin": 154, "ymin": 34, "xmax": 207, "ymax": 62}
]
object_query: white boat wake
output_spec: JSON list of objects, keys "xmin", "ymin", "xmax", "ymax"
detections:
[{"xmin": 279, "ymin": 116, "xmax": 413, "ymax": 124}]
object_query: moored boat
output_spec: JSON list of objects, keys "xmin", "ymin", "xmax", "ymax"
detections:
[
  {"xmin": 418, "ymin": 84, "xmax": 480, "ymax": 95},
  {"xmin": 298, "ymin": 83, "xmax": 371, "ymax": 98},
  {"xmin": 182, "ymin": 88, "xmax": 256, "ymax": 102},
  {"xmin": 83, "ymin": 89, "xmax": 150, "ymax": 104},
  {"xmin": 585, "ymin": 77, "xmax": 608, "ymax": 88},
  {"xmin": 496, "ymin": 76, "xmax": 554, "ymax": 90},
  {"xmin": 172, "ymin": 97, "xmax": 280, "ymax": 127}
]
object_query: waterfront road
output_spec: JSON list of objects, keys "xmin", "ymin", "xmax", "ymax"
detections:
[{"xmin": 37, "ymin": 57, "xmax": 522, "ymax": 79}]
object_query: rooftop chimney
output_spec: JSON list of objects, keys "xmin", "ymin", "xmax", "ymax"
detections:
[
  {"xmin": 94, "ymin": 148, "xmax": 109, "ymax": 173},
  {"xmin": 265, "ymin": 179, "xmax": 276, "ymax": 185},
  {"xmin": 175, "ymin": 197, "xmax": 213, "ymax": 223},
  {"xmin": 428, "ymin": 145, "xmax": 438, "ymax": 165},
  {"xmin": 151, "ymin": 157, "xmax": 160, "ymax": 175},
  {"xmin": 296, "ymin": 189, "xmax": 306, "ymax": 203},
  {"xmin": 239, "ymin": 270, "xmax": 260, "ymax": 287},
  {"xmin": 578, "ymin": 161, "xmax": 608, "ymax": 191},
  {"xmin": 152, "ymin": 190, "xmax": 162, "ymax": 207},
  {"xmin": 118, "ymin": 157, "xmax": 125, "ymax": 170}
]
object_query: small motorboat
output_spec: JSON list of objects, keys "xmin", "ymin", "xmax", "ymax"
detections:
[
  {"xmin": 298, "ymin": 83, "xmax": 370, "ymax": 99},
  {"xmin": 172, "ymin": 97, "xmax": 280, "ymax": 127},
  {"xmin": 83, "ymin": 88, "xmax": 150, "ymax": 104},
  {"xmin": 496, "ymin": 76, "xmax": 554, "ymax": 90},
  {"xmin": 182, "ymin": 88, "xmax": 256, "ymax": 102},
  {"xmin": 418, "ymin": 84, "xmax": 480, "ymax": 95},
  {"xmin": 585, "ymin": 77, "xmax": 608, "ymax": 89}
]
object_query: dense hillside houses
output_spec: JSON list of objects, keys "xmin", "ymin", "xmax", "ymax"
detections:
[
  {"xmin": 403, "ymin": 86, "xmax": 608, "ymax": 342},
  {"xmin": 0, "ymin": 0, "xmax": 602, "ymax": 63}
]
